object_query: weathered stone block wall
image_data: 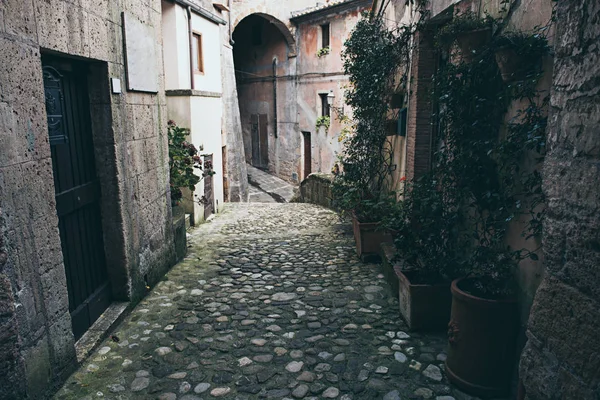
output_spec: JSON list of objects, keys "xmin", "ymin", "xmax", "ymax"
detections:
[
  {"xmin": 519, "ymin": 1, "xmax": 600, "ymax": 399},
  {"xmin": 299, "ymin": 173, "xmax": 334, "ymax": 208},
  {"xmin": 0, "ymin": 0, "xmax": 176, "ymax": 397}
]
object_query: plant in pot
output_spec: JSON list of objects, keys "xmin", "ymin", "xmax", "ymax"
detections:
[
  {"xmin": 332, "ymin": 178, "xmax": 395, "ymax": 259},
  {"xmin": 493, "ymin": 32, "xmax": 550, "ymax": 82},
  {"xmin": 384, "ymin": 175, "xmax": 463, "ymax": 331},
  {"xmin": 168, "ymin": 120, "xmax": 208, "ymax": 207}
]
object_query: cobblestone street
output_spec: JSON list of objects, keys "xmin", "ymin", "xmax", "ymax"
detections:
[
  {"xmin": 55, "ymin": 204, "xmax": 460, "ymax": 400},
  {"xmin": 247, "ymin": 165, "xmax": 296, "ymax": 203}
]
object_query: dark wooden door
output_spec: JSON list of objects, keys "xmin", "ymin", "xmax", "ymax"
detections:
[
  {"xmin": 259, "ymin": 114, "xmax": 268, "ymax": 168},
  {"xmin": 204, "ymin": 154, "xmax": 214, "ymax": 219},
  {"xmin": 303, "ymin": 131, "xmax": 312, "ymax": 179},
  {"xmin": 250, "ymin": 114, "xmax": 269, "ymax": 169},
  {"xmin": 43, "ymin": 57, "xmax": 111, "ymax": 340}
]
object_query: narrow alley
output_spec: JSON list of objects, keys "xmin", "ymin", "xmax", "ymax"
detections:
[{"xmin": 54, "ymin": 204, "xmax": 451, "ymax": 400}]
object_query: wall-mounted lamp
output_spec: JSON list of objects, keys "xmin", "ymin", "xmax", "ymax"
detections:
[{"xmin": 326, "ymin": 90, "xmax": 344, "ymax": 117}]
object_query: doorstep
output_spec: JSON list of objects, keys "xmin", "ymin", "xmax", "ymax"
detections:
[{"xmin": 75, "ymin": 302, "xmax": 129, "ymax": 363}]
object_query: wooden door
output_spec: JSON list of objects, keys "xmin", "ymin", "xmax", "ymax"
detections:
[
  {"xmin": 303, "ymin": 131, "xmax": 312, "ymax": 179},
  {"xmin": 203, "ymin": 154, "xmax": 214, "ymax": 219},
  {"xmin": 43, "ymin": 57, "xmax": 111, "ymax": 340},
  {"xmin": 251, "ymin": 114, "xmax": 269, "ymax": 169},
  {"xmin": 222, "ymin": 146, "xmax": 228, "ymax": 202},
  {"xmin": 259, "ymin": 114, "xmax": 268, "ymax": 168}
]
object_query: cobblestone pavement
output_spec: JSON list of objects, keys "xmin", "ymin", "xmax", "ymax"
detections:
[
  {"xmin": 55, "ymin": 204, "xmax": 468, "ymax": 400},
  {"xmin": 247, "ymin": 164, "xmax": 296, "ymax": 203}
]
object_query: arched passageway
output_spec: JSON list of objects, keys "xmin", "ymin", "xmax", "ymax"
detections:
[{"xmin": 233, "ymin": 14, "xmax": 300, "ymax": 182}]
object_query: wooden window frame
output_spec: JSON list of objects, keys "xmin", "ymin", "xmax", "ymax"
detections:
[
  {"xmin": 321, "ymin": 23, "xmax": 330, "ymax": 49},
  {"xmin": 319, "ymin": 93, "xmax": 330, "ymax": 117},
  {"xmin": 192, "ymin": 32, "xmax": 204, "ymax": 74}
]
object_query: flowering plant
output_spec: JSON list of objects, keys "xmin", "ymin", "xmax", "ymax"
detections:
[{"xmin": 168, "ymin": 120, "xmax": 212, "ymax": 206}]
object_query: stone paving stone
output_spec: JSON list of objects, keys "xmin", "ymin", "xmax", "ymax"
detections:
[
  {"xmin": 247, "ymin": 164, "xmax": 296, "ymax": 203},
  {"xmin": 53, "ymin": 203, "xmax": 485, "ymax": 400}
]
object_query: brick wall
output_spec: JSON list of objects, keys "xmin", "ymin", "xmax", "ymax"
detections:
[
  {"xmin": 405, "ymin": 30, "xmax": 436, "ymax": 181},
  {"xmin": 519, "ymin": 1, "xmax": 600, "ymax": 399}
]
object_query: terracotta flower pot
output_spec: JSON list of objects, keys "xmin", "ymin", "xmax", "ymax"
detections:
[
  {"xmin": 396, "ymin": 268, "xmax": 452, "ymax": 331},
  {"xmin": 494, "ymin": 47, "xmax": 541, "ymax": 82},
  {"xmin": 456, "ymin": 28, "xmax": 491, "ymax": 62},
  {"xmin": 445, "ymin": 278, "xmax": 519, "ymax": 397},
  {"xmin": 351, "ymin": 213, "xmax": 392, "ymax": 258}
]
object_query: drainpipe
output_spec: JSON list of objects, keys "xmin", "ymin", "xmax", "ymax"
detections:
[
  {"xmin": 272, "ymin": 58, "xmax": 278, "ymax": 138},
  {"xmin": 228, "ymin": 0, "xmax": 234, "ymax": 46},
  {"xmin": 187, "ymin": 6, "xmax": 195, "ymax": 90}
]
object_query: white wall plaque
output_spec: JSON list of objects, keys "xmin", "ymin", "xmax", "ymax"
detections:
[
  {"xmin": 122, "ymin": 12, "xmax": 159, "ymax": 93},
  {"xmin": 111, "ymin": 78, "xmax": 122, "ymax": 94}
]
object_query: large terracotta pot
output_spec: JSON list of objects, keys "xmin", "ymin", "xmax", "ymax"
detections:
[
  {"xmin": 445, "ymin": 278, "xmax": 519, "ymax": 397},
  {"xmin": 351, "ymin": 213, "xmax": 391, "ymax": 258},
  {"xmin": 397, "ymin": 268, "xmax": 452, "ymax": 331}
]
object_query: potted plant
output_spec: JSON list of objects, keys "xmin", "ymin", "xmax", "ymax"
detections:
[
  {"xmin": 494, "ymin": 32, "xmax": 549, "ymax": 82},
  {"xmin": 383, "ymin": 176, "xmax": 462, "ymax": 331},
  {"xmin": 445, "ymin": 248, "xmax": 521, "ymax": 397},
  {"xmin": 332, "ymin": 180, "xmax": 394, "ymax": 260}
]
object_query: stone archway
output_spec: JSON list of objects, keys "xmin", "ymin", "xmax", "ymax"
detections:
[{"xmin": 233, "ymin": 12, "xmax": 297, "ymax": 57}]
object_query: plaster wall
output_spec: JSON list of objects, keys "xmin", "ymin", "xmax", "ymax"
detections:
[
  {"xmin": 0, "ymin": 0, "xmax": 175, "ymax": 397},
  {"xmin": 163, "ymin": 1, "xmax": 226, "ymax": 223},
  {"xmin": 162, "ymin": 2, "xmax": 191, "ymax": 89},
  {"xmin": 191, "ymin": 13, "xmax": 223, "ymax": 93}
]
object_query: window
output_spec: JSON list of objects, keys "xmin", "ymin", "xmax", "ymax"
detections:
[
  {"xmin": 319, "ymin": 93, "xmax": 330, "ymax": 117},
  {"xmin": 398, "ymin": 107, "xmax": 407, "ymax": 136},
  {"xmin": 321, "ymin": 23, "xmax": 330, "ymax": 48},
  {"xmin": 192, "ymin": 33, "xmax": 204, "ymax": 73}
]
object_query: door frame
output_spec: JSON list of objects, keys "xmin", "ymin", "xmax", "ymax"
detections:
[{"xmin": 41, "ymin": 52, "xmax": 129, "ymax": 337}]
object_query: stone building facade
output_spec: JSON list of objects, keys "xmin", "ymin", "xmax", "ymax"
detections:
[
  {"xmin": 232, "ymin": 0, "xmax": 370, "ymax": 184},
  {"xmin": 519, "ymin": 1, "xmax": 600, "ymax": 398},
  {"xmin": 1, "ymin": 0, "xmax": 179, "ymax": 398}
]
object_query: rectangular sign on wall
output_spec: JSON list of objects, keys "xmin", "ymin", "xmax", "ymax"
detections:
[{"xmin": 122, "ymin": 12, "xmax": 159, "ymax": 93}]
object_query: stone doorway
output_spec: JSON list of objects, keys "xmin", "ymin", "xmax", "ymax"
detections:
[{"xmin": 42, "ymin": 55, "xmax": 112, "ymax": 340}]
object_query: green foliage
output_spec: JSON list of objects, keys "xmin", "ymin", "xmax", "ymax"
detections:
[
  {"xmin": 386, "ymin": 177, "xmax": 464, "ymax": 283},
  {"xmin": 316, "ymin": 115, "xmax": 331, "ymax": 130},
  {"xmin": 333, "ymin": 12, "xmax": 415, "ymax": 220},
  {"xmin": 317, "ymin": 46, "xmax": 331, "ymax": 57},
  {"xmin": 422, "ymin": 17, "xmax": 549, "ymax": 297},
  {"xmin": 168, "ymin": 120, "xmax": 215, "ymax": 206},
  {"xmin": 435, "ymin": 12, "xmax": 493, "ymax": 48}
]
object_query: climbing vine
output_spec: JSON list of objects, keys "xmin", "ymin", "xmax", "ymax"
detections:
[
  {"xmin": 390, "ymin": 10, "xmax": 551, "ymax": 296},
  {"xmin": 333, "ymin": 7, "xmax": 425, "ymax": 221}
]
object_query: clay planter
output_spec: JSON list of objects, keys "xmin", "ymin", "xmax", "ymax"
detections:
[
  {"xmin": 456, "ymin": 28, "xmax": 491, "ymax": 62},
  {"xmin": 351, "ymin": 213, "xmax": 392, "ymax": 258},
  {"xmin": 495, "ymin": 47, "xmax": 541, "ymax": 82},
  {"xmin": 397, "ymin": 268, "xmax": 452, "ymax": 331},
  {"xmin": 445, "ymin": 278, "xmax": 519, "ymax": 397}
]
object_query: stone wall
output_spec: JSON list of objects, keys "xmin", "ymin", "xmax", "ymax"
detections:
[
  {"xmin": 519, "ymin": 1, "xmax": 600, "ymax": 399},
  {"xmin": 0, "ymin": 0, "xmax": 176, "ymax": 397},
  {"xmin": 299, "ymin": 173, "xmax": 334, "ymax": 208}
]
